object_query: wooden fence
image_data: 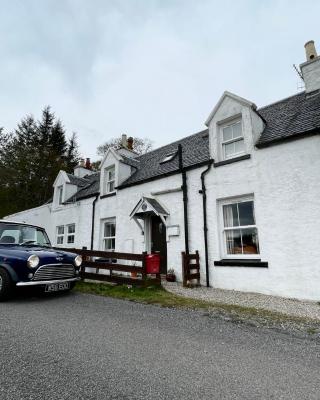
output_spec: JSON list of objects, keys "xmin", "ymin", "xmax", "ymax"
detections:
[
  {"xmin": 182, "ymin": 251, "xmax": 200, "ymax": 287},
  {"xmin": 53, "ymin": 247, "xmax": 161, "ymax": 286}
]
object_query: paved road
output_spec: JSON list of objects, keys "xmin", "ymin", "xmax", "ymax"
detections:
[{"xmin": 0, "ymin": 291, "xmax": 319, "ymax": 400}]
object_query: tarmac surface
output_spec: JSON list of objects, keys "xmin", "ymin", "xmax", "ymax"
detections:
[{"xmin": 1, "ymin": 291, "xmax": 319, "ymax": 399}]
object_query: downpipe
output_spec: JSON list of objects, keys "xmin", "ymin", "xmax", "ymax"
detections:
[
  {"xmin": 199, "ymin": 160, "xmax": 213, "ymax": 287},
  {"xmin": 178, "ymin": 144, "xmax": 189, "ymax": 255},
  {"xmin": 90, "ymin": 194, "xmax": 99, "ymax": 250}
]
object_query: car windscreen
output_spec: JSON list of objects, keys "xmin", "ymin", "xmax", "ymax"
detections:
[{"xmin": 0, "ymin": 223, "xmax": 51, "ymax": 246}]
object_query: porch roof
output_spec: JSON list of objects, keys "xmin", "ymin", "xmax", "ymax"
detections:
[{"xmin": 130, "ymin": 197, "xmax": 169, "ymax": 219}]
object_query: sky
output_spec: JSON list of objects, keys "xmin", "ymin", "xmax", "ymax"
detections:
[{"xmin": 1, "ymin": 0, "xmax": 319, "ymax": 160}]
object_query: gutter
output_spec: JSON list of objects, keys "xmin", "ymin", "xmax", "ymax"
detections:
[
  {"xmin": 90, "ymin": 194, "xmax": 99, "ymax": 250},
  {"xmin": 199, "ymin": 160, "xmax": 214, "ymax": 287},
  {"xmin": 117, "ymin": 160, "xmax": 210, "ymax": 190},
  {"xmin": 178, "ymin": 144, "xmax": 189, "ymax": 255}
]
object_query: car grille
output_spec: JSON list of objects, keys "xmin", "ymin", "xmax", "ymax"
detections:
[{"xmin": 32, "ymin": 264, "xmax": 76, "ymax": 281}]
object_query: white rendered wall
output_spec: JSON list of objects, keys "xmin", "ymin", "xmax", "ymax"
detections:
[
  {"xmin": 3, "ymin": 204, "xmax": 53, "ymax": 242},
  {"xmin": 4, "ymin": 112, "xmax": 320, "ymax": 301},
  {"xmin": 206, "ymin": 95, "xmax": 320, "ymax": 301},
  {"xmin": 51, "ymin": 198, "xmax": 95, "ymax": 249}
]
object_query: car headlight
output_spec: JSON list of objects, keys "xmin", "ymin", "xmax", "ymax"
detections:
[
  {"xmin": 74, "ymin": 255, "xmax": 82, "ymax": 267},
  {"xmin": 27, "ymin": 255, "xmax": 40, "ymax": 269}
]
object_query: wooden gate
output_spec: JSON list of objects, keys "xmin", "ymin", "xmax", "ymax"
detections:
[
  {"xmin": 182, "ymin": 251, "xmax": 200, "ymax": 287},
  {"xmin": 53, "ymin": 247, "xmax": 161, "ymax": 286}
]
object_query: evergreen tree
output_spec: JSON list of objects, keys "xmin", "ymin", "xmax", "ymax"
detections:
[
  {"xmin": 0, "ymin": 107, "xmax": 80, "ymax": 217},
  {"xmin": 65, "ymin": 132, "xmax": 80, "ymax": 171}
]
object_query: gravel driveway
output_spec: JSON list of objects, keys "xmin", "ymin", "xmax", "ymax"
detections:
[
  {"xmin": 1, "ymin": 291, "xmax": 320, "ymax": 400},
  {"xmin": 163, "ymin": 282, "xmax": 320, "ymax": 320}
]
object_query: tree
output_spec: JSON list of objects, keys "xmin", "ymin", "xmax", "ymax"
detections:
[
  {"xmin": 0, "ymin": 107, "xmax": 80, "ymax": 218},
  {"xmin": 97, "ymin": 136, "xmax": 153, "ymax": 156}
]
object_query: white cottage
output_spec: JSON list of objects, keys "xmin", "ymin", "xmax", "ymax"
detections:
[{"xmin": 6, "ymin": 41, "xmax": 320, "ymax": 301}]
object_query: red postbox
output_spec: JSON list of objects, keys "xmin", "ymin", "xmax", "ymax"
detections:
[{"xmin": 145, "ymin": 253, "xmax": 161, "ymax": 274}]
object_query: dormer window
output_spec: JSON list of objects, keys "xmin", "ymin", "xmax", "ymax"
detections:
[
  {"xmin": 160, "ymin": 152, "xmax": 177, "ymax": 164},
  {"xmin": 104, "ymin": 165, "xmax": 115, "ymax": 194},
  {"xmin": 58, "ymin": 186, "xmax": 63, "ymax": 205},
  {"xmin": 221, "ymin": 119, "xmax": 244, "ymax": 160}
]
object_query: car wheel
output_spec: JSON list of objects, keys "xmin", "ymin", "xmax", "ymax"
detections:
[
  {"xmin": 0, "ymin": 268, "xmax": 13, "ymax": 301},
  {"xmin": 69, "ymin": 282, "xmax": 76, "ymax": 290}
]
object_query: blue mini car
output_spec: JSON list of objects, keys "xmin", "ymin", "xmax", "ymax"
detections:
[{"xmin": 0, "ymin": 220, "xmax": 82, "ymax": 300}]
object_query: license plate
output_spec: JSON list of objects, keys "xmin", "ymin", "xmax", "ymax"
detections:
[{"xmin": 45, "ymin": 282, "xmax": 70, "ymax": 292}]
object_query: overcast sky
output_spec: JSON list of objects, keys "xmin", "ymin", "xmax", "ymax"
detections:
[{"xmin": 1, "ymin": 0, "xmax": 319, "ymax": 159}]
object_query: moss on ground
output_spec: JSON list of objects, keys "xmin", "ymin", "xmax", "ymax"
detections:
[{"xmin": 75, "ymin": 281, "xmax": 319, "ymax": 331}]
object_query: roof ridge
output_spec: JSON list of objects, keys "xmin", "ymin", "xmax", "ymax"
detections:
[
  {"xmin": 135, "ymin": 128, "xmax": 209, "ymax": 160},
  {"xmin": 258, "ymin": 91, "xmax": 305, "ymax": 111}
]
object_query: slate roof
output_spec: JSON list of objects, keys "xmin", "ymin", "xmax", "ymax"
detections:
[
  {"xmin": 66, "ymin": 173, "xmax": 90, "ymax": 187},
  {"xmin": 66, "ymin": 173, "xmax": 100, "ymax": 202},
  {"xmin": 120, "ymin": 155, "xmax": 140, "ymax": 168},
  {"xmin": 118, "ymin": 129, "xmax": 210, "ymax": 188},
  {"xmin": 61, "ymin": 90, "xmax": 320, "ymax": 199},
  {"xmin": 257, "ymin": 91, "xmax": 320, "ymax": 147},
  {"xmin": 144, "ymin": 197, "xmax": 169, "ymax": 215}
]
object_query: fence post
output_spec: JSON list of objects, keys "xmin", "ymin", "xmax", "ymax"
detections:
[
  {"xmin": 80, "ymin": 246, "xmax": 87, "ymax": 279},
  {"xmin": 196, "ymin": 250, "xmax": 200, "ymax": 286},
  {"xmin": 182, "ymin": 252, "xmax": 187, "ymax": 287},
  {"xmin": 142, "ymin": 251, "xmax": 147, "ymax": 281}
]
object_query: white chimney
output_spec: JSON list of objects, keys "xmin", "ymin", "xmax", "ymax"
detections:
[
  {"xmin": 121, "ymin": 134, "xmax": 128, "ymax": 149},
  {"xmin": 300, "ymin": 40, "xmax": 320, "ymax": 93},
  {"xmin": 74, "ymin": 158, "xmax": 94, "ymax": 178}
]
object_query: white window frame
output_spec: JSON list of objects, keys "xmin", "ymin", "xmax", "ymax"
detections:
[
  {"xmin": 104, "ymin": 165, "xmax": 116, "ymax": 195},
  {"xmin": 101, "ymin": 218, "xmax": 116, "ymax": 251},
  {"xmin": 66, "ymin": 224, "xmax": 76, "ymax": 244},
  {"xmin": 218, "ymin": 195, "xmax": 260, "ymax": 259},
  {"xmin": 220, "ymin": 119, "xmax": 245, "ymax": 160},
  {"xmin": 56, "ymin": 225, "xmax": 64, "ymax": 245},
  {"xmin": 57, "ymin": 186, "xmax": 64, "ymax": 205}
]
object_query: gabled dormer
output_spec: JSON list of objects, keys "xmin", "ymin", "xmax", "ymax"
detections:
[
  {"xmin": 99, "ymin": 147, "xmax": 137, "ymax": 197},
  {"xmin": 205, "ymin": 91, "xmax": 264, "ymax": 164},
  {"xmin": 53, "ymin": 170, "xmax": 90, "ymax": 208},
  {"xmin": 53, "ymin": 171, "xmax": 70, "ymax": 208}
]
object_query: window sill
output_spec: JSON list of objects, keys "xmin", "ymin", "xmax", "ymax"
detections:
[
  {"xmin": 214, "ymin": 259, "xmax": 268, "ymax": 268},
  {"xmin": 214, "ymin": 154, "xmax": 251, "ymax": 167},
  {"xmin": 100, "ymin": 192, "xmax": 116, "ymax": 199}
]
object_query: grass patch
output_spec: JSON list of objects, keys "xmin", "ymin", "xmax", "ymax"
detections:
[{"xmin": 75, "ymin": 281, "xmax": 317, "ymax": 327}]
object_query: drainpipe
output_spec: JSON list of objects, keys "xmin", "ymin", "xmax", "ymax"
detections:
[
  {"xmin": 199, "ymin": 160, "xmax": 213, "ymax": 287},
  {"xmin": 178, "ymin": 144, "xmax": 189, "ymax": 255},
  {"xmin": 90, "ymin": 194, "xmax": 99, "ymax": 250}
]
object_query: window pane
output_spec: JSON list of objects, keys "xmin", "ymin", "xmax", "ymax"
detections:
[
  {"xmin": 238, "ymin": 201, "xmax": 255, "ymax": 226},
  {"xmin": 225, "ymin": 229, "xmax": 242, "ymax": 254},
  {"xmin": 232, "ymin": 122, "xmax": 242, "ymax": 138},
  {"xmin": 111, "ymin": 223, "xmax": 116, "ymax": 236},
  {"xmin": 67, "ymin": 235, "xmax": 75, "ymax": 244},
  {"xmin": 104, "ymin": 238, "xmax": 115, "ymax": 251},
  {"xmin": 234, "ymin": 139, "xmax": 244, "ymax": 154},
  {"xmin": 107, "ymin": 167, "xmax": 115, "ymax": 180},
  {"xmin": 109, "ymin": 181, "xmax": 115, "ymax": 192},
  {"xmin": 241, "ymin": 228, "xmax": 259, "ymax": 254},
  {"xmin": 222, "ymin": 126, "xmax": 232, "ymax": 142},
  {"xmin": 57, "ymin": 226, "xmax": 64, "ymax": 234},
  {"xmin": 223, "ymin": 204, "xmax": 239, "ymax": 227},
  {"xmin": 104, "ymin": 222, "xmax": 115, "ymax": 237},
  {"xmin": 57, "ymin": 236, "xmax": 64, "ymax": 244},
  {"xmin": 68, "ymin": 224, "xmax": 75, "ymax": 234},
  {"xmin": 224, "ymin": 142, "xmax": 235, "ymax": 158},
  {"xmin": 104, "ymin": 223, "xmax": 110, "ymax": 237},
  {"xmin": 58, "ymin": 187, "xmax": 63, "ymax": 204}
]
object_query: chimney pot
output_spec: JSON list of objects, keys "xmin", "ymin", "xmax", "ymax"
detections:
[
  {"xmin": 85, "ymin": 158, "xmax": 91, "ymax": 170},
  {"xmin": 127, "ymin": 137, "xmax": 134, "ymax": 150},
  {"xmin": 79, "ymin": 158, "xmax": 85, "ymax": 167},
  {"xmin": 305, "ymin": 40, "xmax": 318, "ymax": 61},
  {"xmin": 121, "ymin": 134, "xmax": 128, "ymax": 148}
]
